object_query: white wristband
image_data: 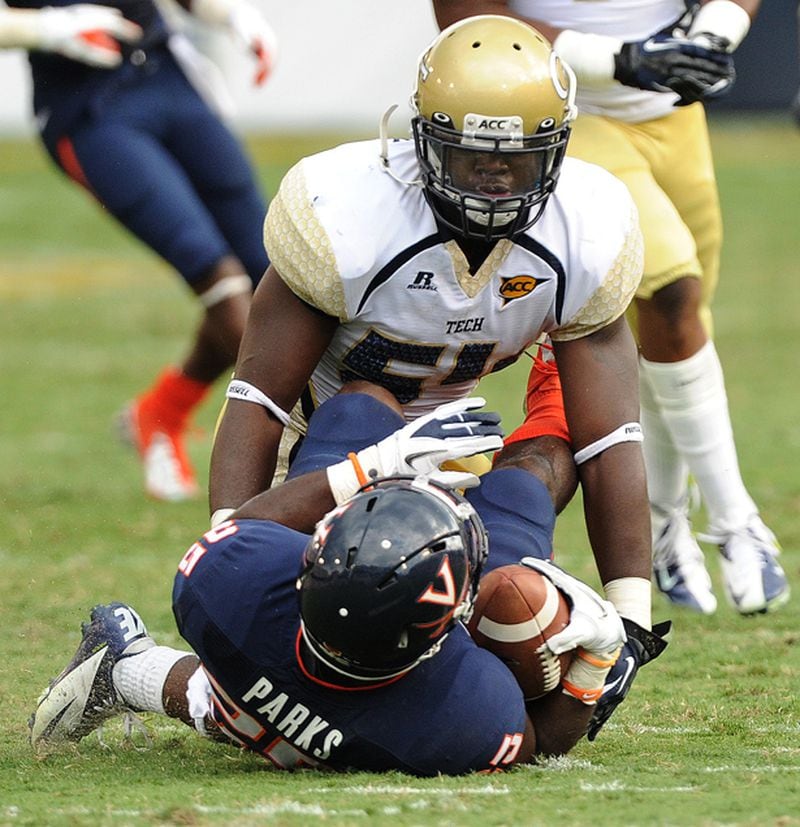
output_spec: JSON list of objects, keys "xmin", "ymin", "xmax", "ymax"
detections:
[
  {"xmin": 689, "ymin": 0, "xmax": 751, "ymax": 52},
  {"xmin": 191, "ymin": 0, "xmax": 235, "ymax": 26},
  {"xmin": 0, "ymin": 9, "xmax": 44, "ymax": 48},
  {"xmin": 573, "ymin": 422, "xmax": 643, "ymax": 466},
  {"xmin": 210, "ymin": 508, "xmax": 236, "ymax": 528},
  {"xmin": 198, "ymin": 275, "xmax": 251, "ymax": 309},
  {"xmin": 225, "ymin": 379, "xmax": 291, "ymax": 426},
  {"xmin": 603, "ymin": 577, "xmax": 652, "ymax": 630},
  {"xmin": 561, "ymin": 647, "xmax": 621, "ymax": 704},
  {"xmin": 553, "ymin": 29, "xmax": 621, "ymax": 87},
  {"xmin": 326, "ymin": 445, "xmax": 380, "ymax": 505}
]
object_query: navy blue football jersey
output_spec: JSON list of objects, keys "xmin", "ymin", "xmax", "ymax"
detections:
[{"xmin": 172, "ymin": 519, "xmax": 527, "ymax": 776}]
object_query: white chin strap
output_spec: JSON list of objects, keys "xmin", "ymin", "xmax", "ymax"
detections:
[{"xmin": 378, "ymin": 104, "xmax": 424, "ymax": 188}]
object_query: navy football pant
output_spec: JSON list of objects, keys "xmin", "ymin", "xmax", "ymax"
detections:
[
  {"xmin": 287, "ymin": 393, "xmax": 555, "ymax": 568},
  {"xmin": 43, "ymin": 54, "xmax": 268, "ymax": 287}
]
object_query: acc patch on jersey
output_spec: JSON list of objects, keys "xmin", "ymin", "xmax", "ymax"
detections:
[{"xmin": 499, "ymin": 275, "xmax": 537, "ymax": 306}]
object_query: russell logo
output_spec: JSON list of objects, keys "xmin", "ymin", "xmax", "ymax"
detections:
[{"xmin": 499, "ymin": 275, "xmax": 537, "ymax": 306}]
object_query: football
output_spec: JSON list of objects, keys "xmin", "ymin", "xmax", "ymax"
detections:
[{"xmin": 466, "ymin": 563, "xmax": 575, "ymax": 700}]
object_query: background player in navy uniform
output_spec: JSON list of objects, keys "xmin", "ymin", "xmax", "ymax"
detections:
[
  {"xmin": 2, "ymin": 0, "xmax": 275, "ymax": 501},
  {"xmin": 430, "ymin": 0, "xmax": 789, "ymax": 618},
  {"xmin": 29, "ymin": 386, "xmax": 638, "ymax": 774}
]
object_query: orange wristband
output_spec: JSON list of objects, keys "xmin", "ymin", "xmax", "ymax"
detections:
[
  {"xmin": 561, "ymin": 679, "xmax": 603, "ymax": 705},
  {"xmin": 347, "ymin": 452, "xmax": 370, "ymax": 488},
  {"xmin": 577, "ymin": 647, "xmax": 620, "ymax": 669}
]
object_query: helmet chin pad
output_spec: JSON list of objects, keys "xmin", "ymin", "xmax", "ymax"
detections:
[
  {"xmin": 464, "ymin": 198, "xmax": 518, "ymax": 228},
  {"xmin": 426, "ymin": 185, "xmax": 535, "ymax": 241}
]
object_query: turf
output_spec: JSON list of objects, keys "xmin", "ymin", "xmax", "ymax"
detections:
[{"xmin": 1, "ymin": 116, "xmax": 799, "ymax": 826}]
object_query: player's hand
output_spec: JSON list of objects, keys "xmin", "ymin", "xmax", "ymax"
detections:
[
  {"xmin": 613, "ymin": 32, "xmax": 735, "ymax": 105},
  {"xmin": 326, "ymin": 398, "xmax": 504, "ymax": 503},
  {"xmin": 671, "ymin": 31, "xmax": 736, "ymax": 105},
  {"xmin": 587, "ymin": 618, "xmax": 671, "ymax": 741},
  {"xmin": 37, "ymin": 4, "xmax": 142, "ymax": 68},
  {"xmin": 519, "ymin": 557, "xmax": 626, "ymax": 658},
  {"xmin": 228, "ymin": 2, "xmax": 278, "ymax": 86},
  {"xmin": 376, "ymin": 397, "xmax": 503, "ymax": 488}
]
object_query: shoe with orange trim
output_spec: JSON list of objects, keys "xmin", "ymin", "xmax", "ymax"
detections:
[{"xmin": 116, "ymin": 400, "xmax": 200, "ymax": 502}]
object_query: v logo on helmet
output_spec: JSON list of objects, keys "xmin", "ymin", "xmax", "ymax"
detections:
[{"xmin": 417, "ymin": 557, "xmax": 457, "ymax": 607}]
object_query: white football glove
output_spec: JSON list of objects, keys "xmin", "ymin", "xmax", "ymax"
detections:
[
  {"xmin": 191, "ymin": 0, "xmax": 277, "ymax": 86},
  {"xmin": 519, "ymin": 557, "xmax": 626, "ymax": 658},
  {"xmin": 36, "ymin": 5, "xmax": 142, "ymax": 68},
  {"xmin": 228, "ymin": 2, "xmax": 277, "ymax": 86},
  {"xmin": 326, "ymin": 397, "xmax": 504, "ymax": 504}
]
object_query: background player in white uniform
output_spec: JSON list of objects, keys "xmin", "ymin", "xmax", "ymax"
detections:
[
  {"xmin": 433, "ymin": 0, "xmax": 789, "ymax": 617},
  {"xmin": 209, "ymin": 18, "xmax": 663, "ymax": 741}
]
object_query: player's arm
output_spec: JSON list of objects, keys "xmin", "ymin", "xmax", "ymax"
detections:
[
  {"xmin": 209, "ymin": 264, "xmax": 339, "ymax": 517},
  {"xmin": 522, "ymin": 558, "xmax": 626, "ymax": 756},
  {"xmin": 0, "ymin": 4, "xmax": 141, "ymax": 66},
  {"xmin": 176, "ymin": 0, "xmax": 278, "ymax": 85},
  {"xmin": 524, "ymin": 693, "xmax": 593, "ymax": 757},
  {"xmin": 494, "ymin": 709, "xmax": 588, "ymax": 767},
  {"xmin": 552, "ymin": 316, "xmax": 651, "ymax": 608},
  {"xmin": 553, "ymin": 321, "xmax": 672, "ymax": 743},
  {"xmin": 478, "ymin": 689, "xmax": 590, "ymax": 768},
  {"xmin": 431, "ymin": 1, "xmax": 561, "ymax": 43},
  {"xmin": 432, "ymin": 0, "xmax": 752, "ymax": 104},
  {"xmin": 225, "ymin": 395, "xmax": 503, "ymax": 531}
]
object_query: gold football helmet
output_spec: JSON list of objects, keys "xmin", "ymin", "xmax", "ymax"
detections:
[{"xmin": 412, "ymin": 15, "xmax": 576, "ymax": 240}]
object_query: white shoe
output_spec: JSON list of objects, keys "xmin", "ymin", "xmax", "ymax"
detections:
[
  {"xmin": 704, "ymin": 516, "xmax": 790, "ymax": 615},
  {"xmin": 116, "ymin": 404, "xmax": 200, "ymax": 502},
  {"xmin": 652, "ymin": 506, "xmax": 718, "ymax": 614}
]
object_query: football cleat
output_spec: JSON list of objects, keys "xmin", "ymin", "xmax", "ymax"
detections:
[
  {"xmin": 29, "ymin": 603, "xmax": 155, "ymax": 750},
  {"xmin": 116, "ymin": 402, "xmax": 200, "ymax": 502},
  {"xmin": 652, "ymin": 505, "xmax": 718, "ymax": 614},
  {"xmin": 705, "ymin": 516, "xmax": 790, "ymax": 616}
]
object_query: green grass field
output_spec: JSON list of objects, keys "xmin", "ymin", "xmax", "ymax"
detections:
[{"xmin": 1, "ymin": 116, "xmax": 799, "ymax": 826}]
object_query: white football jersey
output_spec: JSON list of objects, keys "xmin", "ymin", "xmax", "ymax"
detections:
[
  {"xmin": 264, "ymin": 138, "xmax": 642, "ymax": 421},
  {"xmin": 510, "ymin": 0, "xmax": 688, "ymax": 122}
]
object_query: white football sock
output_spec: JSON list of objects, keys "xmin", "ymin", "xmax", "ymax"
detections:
[
  {"xmin": 639, "ymin": 341, "xmax": 757, "ymax": 533},
  {"xmin": 639, "ymin": 362, "xmax": 689, "ymax": 516},
  {"xmin": 113, "ymin": 646, "xmax": 190, "ymax": 714}
]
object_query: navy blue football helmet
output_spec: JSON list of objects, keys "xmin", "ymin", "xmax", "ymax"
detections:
[{"xmin": 298, "ymin": 477, "xmax": 488, "ymax": 681}]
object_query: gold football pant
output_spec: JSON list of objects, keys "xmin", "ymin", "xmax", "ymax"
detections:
[{"xmin": 567, "ymin": 102, "xmax": 722, "ymax": 337}]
